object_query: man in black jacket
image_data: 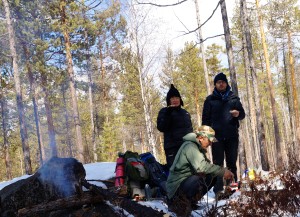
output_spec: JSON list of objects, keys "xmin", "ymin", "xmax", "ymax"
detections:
[
  {"xmin": 157, "ymin": 84, "xmax": 193, "ymax": 170},
  {"xmin": 202, "ymin": 72, "xmax": 245, "ymax": 196}
]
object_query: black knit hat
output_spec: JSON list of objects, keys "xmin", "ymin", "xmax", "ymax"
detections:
[
  {"xmin": 166, "ymin": 84, "xmax": 184, "ymax": 106},
  {"xmin": 214, "ymin": 72, "xmax": 228, "ymax": 85}
]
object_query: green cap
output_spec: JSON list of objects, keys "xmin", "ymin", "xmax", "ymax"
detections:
[{"xmin": 195, "ymin": 125, "xmax": 218, "ymax": 142}]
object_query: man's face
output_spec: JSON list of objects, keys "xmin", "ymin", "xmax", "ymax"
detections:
[
  {"xmin": 199, "ymin": 136, "xmax": 212, "ymax": 149},
  {"xmin": 170, "ymin": 96, "xmax": 180, "ymax": 107},
  {"xmin": 215, "ymin": 80, "xmax": 227, "ymax": 92}
]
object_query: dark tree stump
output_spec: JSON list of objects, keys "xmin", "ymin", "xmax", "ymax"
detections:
[{"xmin": 0, "ymin": 157, "xmax": 85, "ymax": 217}]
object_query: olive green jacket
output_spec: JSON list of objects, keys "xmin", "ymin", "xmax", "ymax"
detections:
[{"xmin": 166, "ymin": 133, "xmax": 225, "ymax": 199}]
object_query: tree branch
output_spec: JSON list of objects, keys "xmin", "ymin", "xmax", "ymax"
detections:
[
  {"xmin": 182, "ymin": 0, "xmax": 221, "ymax": 36},
  {"xmin": 136, "ymin": 0, "xmax": 188, "ymax": 7}
]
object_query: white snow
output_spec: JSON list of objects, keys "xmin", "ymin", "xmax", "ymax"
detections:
[{"xmin": 1, "ymin": 162, "xmax": 299, "ymax": 216}]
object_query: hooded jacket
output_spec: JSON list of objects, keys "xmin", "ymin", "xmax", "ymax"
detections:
[
  {"xmin": 157, "ymin": 106, "xmax": 193, "ymax": 150},
  {"xmin": 157, "ymin": 84, "xmax": 193, "ymax": 150},
  {"xmin": 202, "ymin": 87, "xmax": 245, "ymax": 139},
  {"xmin": 166, "ymin": 133, "xmax": 225, "ymax": 199}
]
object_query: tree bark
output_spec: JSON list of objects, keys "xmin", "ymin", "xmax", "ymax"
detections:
[
  {"xmin": 23, "ymin": 44, "xmax": 45, "ymax": 165},
  {"xmin": 41, "ymin": 72, "xmax": 58, "ymax": 157},
  {"xmin": 194, "ymin": 0, "xmax": 211, "ymax": 95},
  {"xmin": 3, "ymin": 0, "xmax": 32, "ymax": 174},
  {"xmin": 60, "ymin": 1, "xmax": 85, "ymax": 163},
  {"xmin": 18, "ymin": 192, "xmax": 103, "ymax": 216},
  {"xmin": 256, "ymin": 0, "xmax": 283, "ymax": 168},
  {"xmin": 220, "ymin": 0, "xmax": 238, "ymax": 95},
  {"xmin": 62, "ymin": 83, "xmax": 74, "ymax": 157},
  {"xmin": 241, "ymin": 22, "xmax": 259, "ymax": 168},
  {"xmin": 0, "ymin": 85, "xmax": 12, "ymax": 180},
  {"xmin": 240, "ymin": 0, "xmax": 269, "ymax": 170},
  {"xmin": 287, "ymin": 30, "xmax": 300, "ymax": 150}
]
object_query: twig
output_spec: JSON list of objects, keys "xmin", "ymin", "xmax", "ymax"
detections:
[{"xmin": 136, "ymin": 0, "xmax": 188, "ymax": 7}]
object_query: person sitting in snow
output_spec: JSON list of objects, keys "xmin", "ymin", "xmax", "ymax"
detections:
[{"xmin": 166, "ymin": 125, "xmax": 234, "ymax": 216}]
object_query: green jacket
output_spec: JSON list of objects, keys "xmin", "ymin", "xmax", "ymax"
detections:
[{"xmin": 166, "ymin": 133, "xmax": 225, "ymax": 199}]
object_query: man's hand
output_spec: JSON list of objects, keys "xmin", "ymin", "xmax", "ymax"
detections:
[
  {"xmin": 223, "ymin": 169, "xmax": 234, "ymax": 180},
  {"xmin": 230, "ymin": 110, "xmax": 239, "ymax": 118}
]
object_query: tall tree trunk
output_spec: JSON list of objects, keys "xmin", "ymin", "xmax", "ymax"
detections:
[
  {"xmin": 60, "ymin": 1, "xmax": 85, "ymax": 163},
  {"xmin": 88, "ymin": 70, "xmax": 96, "ymax": 162},
  {"xmin": 220, "ymin": 0, "xmax": 238, "ymax": 95},
  {"xmin": 84, "ymin": 30, "xmax": 96, "ymax": 162},
  {"xmin": 241, "ymin": 23, "xmax": 259, "ymax": 168},
  {"xmin": 194, "ymin": 0, "xmax": 211, "ymax": 95},
  {"xmin": 240, "ymin": 0, "xmax": 269, "ymax": 170},
  {"xmin": 41, "ymin": 72, "xmax": 58, "ymax": 157},
  {"xmin": 23, "ymin": 44, "xmax": 45, "ymax": 165},
  {"xmin": 135, "ymin": 44, "xmax": 157, "ymax": 158},
  {"xmin": 287, "ymin": 30, "xmax": 300, "ymax": 150},
  {"xmin": 0, "ymin": 87, "xmax": 12, "ymax": 180},
  {"xmin": 3, "ymin": 0, "xmax": 32, "ymax": 174},
  {"xmin": 193, "ymin": 86, "xmax": 201, "ymax": 127},
  {"xmin": 62, "ymin": 83, "xmax": 73, "ymax": 157},
  {"xmin": 256, "ymin": 0, "xmax": 283, "ymax": 168}
]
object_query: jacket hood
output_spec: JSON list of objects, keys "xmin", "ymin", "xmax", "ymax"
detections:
[{"xmin": 182, "ymin": 133, "xmax": 206, "ymax": 153}]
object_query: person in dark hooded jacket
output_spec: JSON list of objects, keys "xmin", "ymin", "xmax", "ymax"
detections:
[
  {"xmin": 157, "ymin": 84, "xmax": 193, "ymax": 169},
  {"xmin": 202, "ymin": 72, "xmax": 245, "ymax": 197}
]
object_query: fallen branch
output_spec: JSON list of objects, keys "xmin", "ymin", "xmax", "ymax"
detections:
[
  {"xmin": 18, "ymin": 192, "xmax": 103, "ymax": 216},
  {"xmin": 82, "ymin": 180, "xmax": 167, "ymax": 217}
]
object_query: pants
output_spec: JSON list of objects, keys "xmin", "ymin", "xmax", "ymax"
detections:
[
  {"xmin": 164, "ymin": 147, "xmax": 180, "ymax": 170},
  {"xmin": 212, "ymin": 137, "xmax": 239, "ymax": 193},
  {"xmin": 178, "ymin": 174, "xmax": 217, "ymax": 203}
]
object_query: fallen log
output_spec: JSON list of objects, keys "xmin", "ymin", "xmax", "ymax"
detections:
[
  {"xmin": 82, "ymin": 180, "xmax": 167, "ymax": 217},
  {"xmin": 18, "ymin": 191, "xmax": 103, "ymax": 216}
]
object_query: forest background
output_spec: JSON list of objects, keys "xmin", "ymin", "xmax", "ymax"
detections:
[{"xmin": 0, "ymin": 0, "xmax": 299, "ymax": 182}]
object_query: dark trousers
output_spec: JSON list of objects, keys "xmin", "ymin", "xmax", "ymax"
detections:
[
  {"xmin": 164, "ymin": 147, "xmax": 180, "ymax": 170},
  {"xmin": 178, "ymin": 174, "xmax": 217, "ymax": 203},
  {"xmin": 211, "ymin": 137, "xmax": 239, "ymax": 193}
]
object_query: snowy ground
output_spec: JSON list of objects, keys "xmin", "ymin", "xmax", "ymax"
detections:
[{"xmin": 0, "ymin": 162, "xmax": 241, "ymax": 216}]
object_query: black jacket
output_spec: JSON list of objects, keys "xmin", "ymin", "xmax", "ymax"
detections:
[
  {"xmin": 202, "ymin": 89, "xmax": 245, "ymax": 139},
  {"xmin": 157, "ymin": 106, "xmax": 193, "ymax": 150}
]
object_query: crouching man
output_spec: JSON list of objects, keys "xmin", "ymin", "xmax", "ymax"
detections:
[{"xmin": 166, "ymin": 125, "xmax": 234, "ymax": 216}]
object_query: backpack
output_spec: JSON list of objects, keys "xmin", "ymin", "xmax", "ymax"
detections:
[
  {"xmin": 139, "ymin": 152, "xmax": 168, "ymax": 195},
  {"xmin": 123, "ymin": 151, "xmax": 149, "ymax": 198}
]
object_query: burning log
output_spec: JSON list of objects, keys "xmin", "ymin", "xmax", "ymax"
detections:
[
  {"xmin": 18, "ymin": 191, "xmax": 103, "ymax": 216},
  {"xmin": 0, "ymin": 157, "xmax": 85, "ymax": 217}
]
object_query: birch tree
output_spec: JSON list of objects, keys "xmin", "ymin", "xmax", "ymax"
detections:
[
  {"xmin": 125, "ymin": 1, "xmax": 162, "ymax": 157},
  {"xmin": 194, "ymin": 0, "xmax": 211, "ymax": 95}
]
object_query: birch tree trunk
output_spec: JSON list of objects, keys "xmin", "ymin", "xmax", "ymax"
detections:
[
  {"xmin": 240, "ymin": 0, "xmax": 269, "ymax": 170},
  {"xmin": 256, "ymin": 0, "xmax": 283, "ymax": 168},
  {"xmin": 60, "ymin": 1, "xmax": 84, "ymax": 163},
  {"xmin": 3, "ymin": 0, "xmax": 32, "ymax": 174},
  {"xmin": 23, "ymin": 44, "xmax": 45, "ymax": 165},
  {"xmin": 220, "ymin": 0, "xmax": 238, "ymax": 95},
  {"xmin": 194, "ymin": 0, "xmax": 211, "ymax": 95}
]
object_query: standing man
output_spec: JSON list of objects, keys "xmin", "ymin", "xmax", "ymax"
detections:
[
  {"xmin": 202, "ymin": 72, "xmax": 245, "ymax": 197},
  {"xmin": 166, "ymin": 126, "xmax": 234, "ymax": 216},
  {"xmin": 157, "ymin": 84, "xmax": 193, "ymax": 170}
]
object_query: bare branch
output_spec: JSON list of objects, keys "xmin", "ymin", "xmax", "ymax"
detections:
[
  {"xmin": 198, "ymin": 33, "xmax": 224, "ymax": 44},
  {"xmin": 177, "ymin": 33, "xmax": 224, "ymax": 56},
  {"xmin": 182, "ymin": 0, "xmax": 221, "ymax": 36},
  {"xmin": 136, "ymin": 0, "xmax": 188, "ymax": 7}
]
